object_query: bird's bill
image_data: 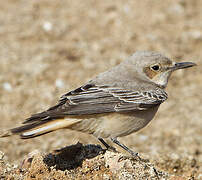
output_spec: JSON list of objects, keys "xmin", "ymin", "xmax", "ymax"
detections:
[{"xmin": 172, "ymin": 62, "xmax": 197, "ymax": 70}]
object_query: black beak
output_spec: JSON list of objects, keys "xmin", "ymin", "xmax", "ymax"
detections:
[{"xmin": 172, "ymin": 62, "xmax": 197, "ymax": 71}]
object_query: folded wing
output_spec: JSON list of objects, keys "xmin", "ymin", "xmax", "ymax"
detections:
[
  {"xmin": 3, "ymin": 84, "xmax": 167, "ymax": 138},
  {"xmin": 26, "ymin": 83, "xmax": 167, "ymax": 119}
]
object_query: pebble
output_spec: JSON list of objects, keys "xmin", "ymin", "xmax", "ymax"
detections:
[
  {"xmin": 55, "ymin": 79, "xmax": 64, "ymax": 88},
  {"xmin": 43, "ymin": 21, "xmax": 53, "ymax": 32},
  {"xmin": 3, "ymin": 82, "xmax": 12, "ymax": 92},
  {"xmin": 189, "ymin": 30, "xmax": 202, "ymax": 40}
]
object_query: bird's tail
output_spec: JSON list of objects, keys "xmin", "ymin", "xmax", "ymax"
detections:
[{"xmin": 0, "ymin": 117, "xmax": 81, "ymax": 139}]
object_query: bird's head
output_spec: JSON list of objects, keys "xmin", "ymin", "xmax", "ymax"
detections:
[{"xmin": 127, "ymin": 51, "xmax": 196, "ymax": 88}]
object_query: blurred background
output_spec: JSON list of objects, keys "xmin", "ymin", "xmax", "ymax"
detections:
[{"xmin": 0, "ymin": 0, "xmax": 201, "ymax": 176}]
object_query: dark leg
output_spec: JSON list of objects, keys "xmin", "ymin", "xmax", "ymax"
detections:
[
  {"xmin": 110, "ymin": 137, "xmax": 140, "ymax": 159},
  {"xmin": 98, "ymin": 138, "xmax": 116, "ymax": 152}
]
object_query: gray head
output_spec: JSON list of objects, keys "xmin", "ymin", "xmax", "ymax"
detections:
[{"xmin": 123, "ymin": 51, "xmax": 196, "ymax": 88}]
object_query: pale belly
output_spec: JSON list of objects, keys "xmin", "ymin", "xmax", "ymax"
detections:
[{"xmin": 70, "ymin": 106, "xmax": 159, "ymax": 138}]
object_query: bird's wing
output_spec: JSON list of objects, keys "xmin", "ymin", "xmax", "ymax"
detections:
[
  {"xmin": 23, "ymin": 83, "xmax": 167, "ymax": 124},
  {"xmin": 7, "ymin": 83, "xmax": 167, "ymax": 138},
  {"xmin": 34, "ymin": 84, "xmax": 166, "ymax": 117}
]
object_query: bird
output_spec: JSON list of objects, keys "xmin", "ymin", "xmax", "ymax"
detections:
[{"xmin": 0, "ymin": 51, "xmax": 196, "ymax": 158}]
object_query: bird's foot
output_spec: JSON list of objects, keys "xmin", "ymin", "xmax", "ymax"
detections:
[
  {"xmin": 110, "ymin": 137, "xmax": 142, "ymax": 161},
  {"xmin": 129, "ymin": 151, "xmax": 142, "ymax": 161}
]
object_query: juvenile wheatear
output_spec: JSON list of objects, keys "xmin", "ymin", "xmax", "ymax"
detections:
[{"xmin": 1, "ymin": 51, "xmax": 196, "ymax": 157}]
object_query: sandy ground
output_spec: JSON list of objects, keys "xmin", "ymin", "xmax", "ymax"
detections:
[{"xmin": 0, "ymin": 0, "xmax": 201, "ymax": 179}]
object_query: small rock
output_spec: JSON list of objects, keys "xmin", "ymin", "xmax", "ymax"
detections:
[
  {"xmin": 189, "ymin": 30, "xmax": 202, "ymax": 40},
  {"xmin": 43, "ymin": 21, "xmax": 53, "ymax": 32},
  {"xmin": 55, "ymin": 79, "xmax": 64, "ymax": 88},
  {"xmin": 3, "ymin": 82, "xmax": 12, "ymax": 92}
]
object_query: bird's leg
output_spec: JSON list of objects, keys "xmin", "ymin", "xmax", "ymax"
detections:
[
  {"xmin": 110, "ymin": 137, "xmax": 140, "ymax": 160},
  {"xmin": 98, "ymin": 138, "xmax": 116, "ymax": 152}
]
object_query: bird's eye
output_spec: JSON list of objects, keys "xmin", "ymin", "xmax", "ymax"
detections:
[{"xmin": 151, "ymin": 65, "xmax": 160, "ymax": 71}]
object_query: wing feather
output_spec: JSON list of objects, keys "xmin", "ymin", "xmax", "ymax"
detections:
[
  {"xmin": 23, "ymin": 84, "xmax": 168, "ymax": 124},
  {"xmin": 57, "ymin": 84, "xmax": 168, "ymax": 115}
]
